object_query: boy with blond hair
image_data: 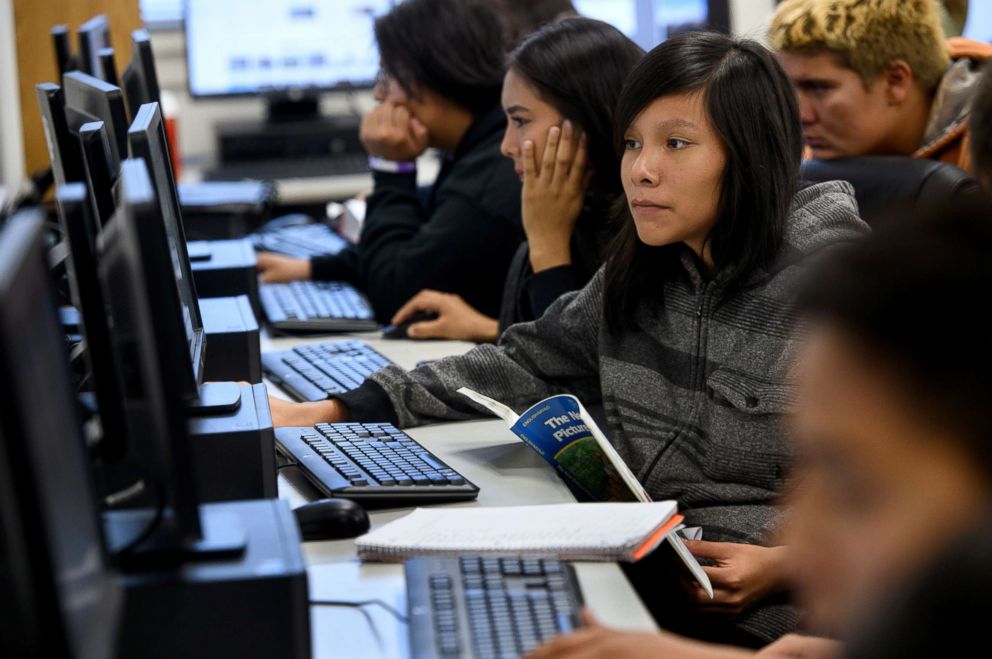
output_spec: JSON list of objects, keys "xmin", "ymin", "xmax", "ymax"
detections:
[{"xmin": 769, "ymin": 0, "xmax": 991, "ymax": 172}]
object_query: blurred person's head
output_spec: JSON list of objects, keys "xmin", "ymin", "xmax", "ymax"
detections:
[
  {"xmin": 500, "ymin": 18, "xmax": 643, "ymax": 197},
  {"xmin": 604, "ymin": 32, "xmax": 803, "ymax": 331},
  {"xmin": 494, "ymin": 0, "xmax": 577, "ymax": 48},
  {"xmin": 969, "ymin": 64, "xmax": 992, "ymax": 188},
  {"xmin": 373, "ymin": 0, "xmax": 506, "ymax": 146},
  {"xmin": 770, "ymin": 0, "xmax": 950, "ymax": 159},
  {"xmin": 785, "ymin": 201, "xmax": 992, "ymax": 636}
]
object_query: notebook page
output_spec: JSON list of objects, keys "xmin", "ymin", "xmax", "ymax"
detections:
[{"xmin": 356, "ymin": 502, "xmax": 678, "ymax": 560}]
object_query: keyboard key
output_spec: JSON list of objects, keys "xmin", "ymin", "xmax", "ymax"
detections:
[{"xmin": 419, "ymin": 453, "xmax": 446, "ymax": 471}]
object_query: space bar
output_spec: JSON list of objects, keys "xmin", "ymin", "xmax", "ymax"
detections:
[{"xmin": 418, "ymin": 452, "xmax": 445, "ymax": 470}]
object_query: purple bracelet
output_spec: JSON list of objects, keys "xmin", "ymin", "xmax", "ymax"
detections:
[{"xmin": 368, "ymin": 156, "xmax": 417, "ymax": 174}]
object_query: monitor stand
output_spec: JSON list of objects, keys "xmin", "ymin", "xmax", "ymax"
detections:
[
  {"xmin": 187, "ymin": 381, "xmax": 242, "ymax": 415},
  {"xmin": 104, "ymin": 505, "xmax": 247, "ymax": 570},
  {"xmin": 267, "ymin": 94, "xmax": 320, "ymax": 123}
]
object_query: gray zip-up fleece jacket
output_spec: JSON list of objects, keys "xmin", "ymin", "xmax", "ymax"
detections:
[{"xmin": 338, "ymin": 181, "xmax": 867, "ymax": 641}]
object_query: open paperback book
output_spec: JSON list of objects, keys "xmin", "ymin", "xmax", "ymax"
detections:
[{"xmin": 458, "ymin": 387, "xmax": 713, "ymax": 598}]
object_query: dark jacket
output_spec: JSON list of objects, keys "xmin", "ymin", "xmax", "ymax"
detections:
[
  {"xmin": 337, "ymin": 181, "xmax": 868, "ymax": 641},
  {"xmin": 497, "ymin": 196, "xmax": 609, "ymax": 333},
  {"xmin": 311, "ymin": 107, "xmax": 524, "ymax": 322},
  {"xmin": 913, "ymin": 37, "xmax": 992, "ymax": 173}
]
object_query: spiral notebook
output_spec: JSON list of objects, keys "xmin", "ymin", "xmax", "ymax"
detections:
[{"xmin": 355, "ymin": 502, "xmax": 684, "ymax": 563}]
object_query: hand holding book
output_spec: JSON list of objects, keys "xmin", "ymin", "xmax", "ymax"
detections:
[{"xmin": 457, "ymin": 387, "xmax": 714, "ymax": 598}]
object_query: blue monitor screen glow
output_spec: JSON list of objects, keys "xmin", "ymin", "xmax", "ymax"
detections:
[
  {"xmin": 964, "ymin": 3, "xmax": 992, "ymax": 43},
  {"xmin": 575, "ymin": 0, "xmax": 713, "ymax": 51},
  {"xmin": 185, "ymin": 0, "xmax": 395, "ymax": 98}
]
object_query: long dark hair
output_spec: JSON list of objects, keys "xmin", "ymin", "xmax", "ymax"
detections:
[
  {"xmin": 375, "ymin": 0, "xmax": 506, "ymax": 113},
  {"xmin": 509, "ymin": 18, "xmax": 644, "ymax": 197},
  {"xmin": 603, "ymin": 32, "xmax": 803, "ymax": 333}
]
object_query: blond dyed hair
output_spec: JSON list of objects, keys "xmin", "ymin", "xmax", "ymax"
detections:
[{"xmin": 769, "ymin": 0, "xmax": 951, "ymax": 93}]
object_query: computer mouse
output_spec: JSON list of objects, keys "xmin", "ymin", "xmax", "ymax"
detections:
[
  {"xmin": 293, "ymin": 498, "xmax": 370, "ymax": 542},
  {"xmin": 381, "ymin": 311, "xmax": 439, "ymax": 340}
]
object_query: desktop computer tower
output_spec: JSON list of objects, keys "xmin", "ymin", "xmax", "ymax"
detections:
[
  {"xmin": 112, "ymin": 499, "xmax": 311, "ymax": 659},
  {"xmin": 189, "ymin": 383, "xmax": 277, "ymax": 502},
  {"xmin": 200, "ymin": 295, "xmax": 261, "ymax": 383},
  {"xmin": 189, "ymin": 238, "xmax": 260, "ymax": 318}
]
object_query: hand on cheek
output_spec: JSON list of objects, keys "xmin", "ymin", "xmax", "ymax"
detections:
[
  {"xmin": 521, "ymin": 120, "xmax": 592, "ymax": 273},
  {"xmin": 360, "ymin": 101, "xmax": 430, "ymax": 162}
]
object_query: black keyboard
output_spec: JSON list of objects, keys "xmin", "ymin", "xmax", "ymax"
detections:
[
  {"xmin": 250, "ymin": 223, "xmax": 349, "ymax": 259},
  {"xmin": 263, "ymin": 339, "xmax": 393, "ymax": 402},
  {"xmin": 259, "ymin": 281, "xmax": 378, "ymax": 332},
  {"xmin": 275, "ymin": 423, "xmax": 479, "ymax": 505},
  {"xmin": 205, "ymin": 154, "xmax": 370, "ymax": 181},
  {"xmin": 407, "ymin": 556, "xmax": 584, "ymax": 659}
]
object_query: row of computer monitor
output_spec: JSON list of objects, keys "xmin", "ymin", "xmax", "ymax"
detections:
[
  {"xmin": 53, "ymin": 15, "xmax": 160, "ymax": 124},
  {"xmin": 37, "ymin": 55, "xmax": 217, "ymax": 544},
  {"xmin": 3, "ymin": 14, "xmax": 277, "ymax": 652},
  {"xmin": 0, "ymin": 145, "xmax": 209, "ymax": 657},
  {"xmin": 0, "ymin": 207, "xmax": 122, "ymax": 659}
]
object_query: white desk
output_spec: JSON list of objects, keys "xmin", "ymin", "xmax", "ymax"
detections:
[
  {"xmin": 263, "ymin": 331, "xmax": 658, "ymax": 658},
  {"xmin": 182, "ymin": 152, "xmax": 442, "ymax": 206}
]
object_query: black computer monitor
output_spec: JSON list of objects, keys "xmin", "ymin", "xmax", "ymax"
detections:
[
  {"xmin": 122, "ymin": 29, "xmax": 162, "ymax": 120},
  {"xmin": 62, "ymin": 71, "xmax": 129, "ymax": 168},
  {"xmin": 35, "ymin": 82, "xmax": 86, "ymax": 186},
  {"xmin": 97, "ymin": 159, "xmax": 202, "ymax": 544},
  {"xmin": 98, "ymin": 47, "xmax": 121, "ymax": 88},
  {"xmin": 184, "ymin": 0, "xmax": 391, "ymax": 119},
  {"xmin": 128, "ymin": 102, "xmax": 205, "ymax": 399},
  {"xmin": 0, "ymin": 208, "xmax": 122, "ymax": 659},
  {"xmin": 77, "ymin": 14, "xmax": 110, "ymax": 77},
  {"xmin": 77, "ymin": 121, "xmax": 118, "ymax": 226},
  {"xmin": 50, "ymin": 24, "xmax": 76, "ymax": 78},
  {"xmin": 54, "ymin": 183, "xmax": 130, "ymax": 463}
]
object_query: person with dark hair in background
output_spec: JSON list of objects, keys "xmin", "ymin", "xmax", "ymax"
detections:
[
  {"xmin": 969, "ymin": 64, "xmax": 992, "ymax": 187},
  {"xmin": 256, "ymin": 0, "xmax": 524, "ymax": 322},
  {"xmin": 389, "ymin": 18, "xmax": 643, "ymax": 342},
  {"xmin": 526, "ymin": 200, "xmax": 992, "ymax": 659},
  {"xmin": 495, "ymin": 0, "xmax": 578, "ymax": 47},
  {"xmin": 270, "ymin": 32, "xmax": 868, "ymax": 645}
]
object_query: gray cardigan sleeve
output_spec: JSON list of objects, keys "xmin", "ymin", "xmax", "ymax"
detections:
[{"xmin": 356, "ymin": 268, "xmax": 606, "ymax": 428}]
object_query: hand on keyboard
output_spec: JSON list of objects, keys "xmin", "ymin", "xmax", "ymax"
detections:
[
  {"xmin": 268, "ymin": 395, "xmax": 348, "ymax": 427},
  {"xmin": 525, "ymin": 611, "xmax": 709, "ymax": 659},
  {"xmin": 257, "ymin": 252, "xmax": 312, "ymax": 283}
]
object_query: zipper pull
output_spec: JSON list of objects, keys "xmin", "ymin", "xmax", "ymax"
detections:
[{"xmin": 697, "ymin": 284, "xmax": 709, "ymax": 317}]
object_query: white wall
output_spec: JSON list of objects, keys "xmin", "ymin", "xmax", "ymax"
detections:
[
  {"xmin": 0, "ymin": 0, "xmax": 26, "ymax": 190},
  {"xmin": 730, "ymin": 0, "xmax": 776, "ymax": 42}
]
